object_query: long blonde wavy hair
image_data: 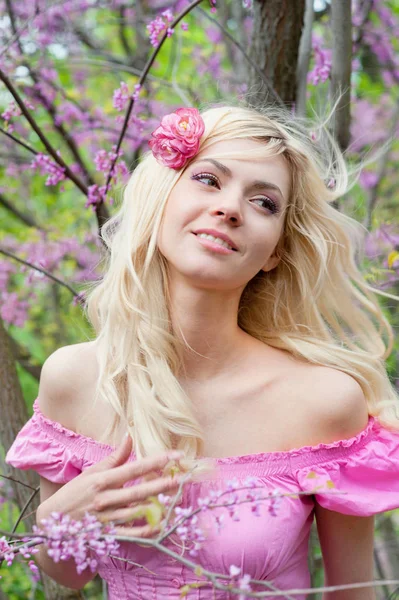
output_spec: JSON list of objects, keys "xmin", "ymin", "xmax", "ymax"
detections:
[{"xmin": 84, "ymin": 102, "xmax": 399, "ymax": 459}]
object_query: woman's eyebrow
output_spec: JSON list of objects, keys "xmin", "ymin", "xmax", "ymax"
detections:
[{"xmin": 192, "ymin": 158, "xmax": 285, "ymax": 203}]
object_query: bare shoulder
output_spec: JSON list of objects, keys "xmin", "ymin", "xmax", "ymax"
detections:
[
  {"xmin": 299, "ymin": 364, "xmax": 369, "ymax": 444},
  {"xmin": 38, "ymin": 341, "xmax": 98, "ymax": 429}
]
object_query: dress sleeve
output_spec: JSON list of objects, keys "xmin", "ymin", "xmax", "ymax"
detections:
[
  {"xmin": 294, "ymin": 416, "xmax": 399, "ymax": 516},
  {"xmin": 5, "ymin": 399, "xmax": 84, "ymax": 484}
]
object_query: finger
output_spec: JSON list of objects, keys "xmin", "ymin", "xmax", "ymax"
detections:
[
  {"xmin": 93, "ymin": 476, "xmax": 182, "ymax": 512},
  {"xmin": 113, "ymin": 523, "xmax": 161, "ymax": 539},
  {"xmin": 87, "ymin": 434, "xmax": 133, "ymax": 474},
  {"xmin": 96, "ymin": 503, "xmax": 152, "ymax": 525},
  {"xmin": 96, "ymin": 450, "xmax": 184, "ymax": 489}
]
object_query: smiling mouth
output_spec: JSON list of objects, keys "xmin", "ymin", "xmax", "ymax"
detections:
[{"xmin": 193, "ymin": 233, "xmax": 237, "ymax": 251}]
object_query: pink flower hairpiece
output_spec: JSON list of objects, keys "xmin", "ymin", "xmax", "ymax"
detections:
[{"xmin": 148, "ymin": 107, "xmax": 205, "ymax": 169}]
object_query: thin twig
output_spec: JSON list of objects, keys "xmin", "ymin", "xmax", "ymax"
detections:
[
  {"xmin": 0, "ymin": 247, "xmax": 79, "ymax": 298},
  {"xmin": 0, "ymin": 69, "xmax": 88, "ymax": 196},
  {"xmin": 0, "ymin": 192, "xmax": 46, "ymax": 231},
  {"xmin": 0, "ymin": 126, "xmax": 38, "ymax": 156},
  {"xmin": 103, "ymin": 0, "xmax": 207, "ymax": 201},
  {"xmin": 10, "ymin": 487, "xmax": 40, "ymax": 536},
  {"xmin": 0, "ymin": 474, "xmax": 37, "ymax": 491}
]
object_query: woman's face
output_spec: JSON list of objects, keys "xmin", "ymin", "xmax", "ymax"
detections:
[{"xmin": 157, "ymin": 138, "xmax": 290, "ymax": 291}]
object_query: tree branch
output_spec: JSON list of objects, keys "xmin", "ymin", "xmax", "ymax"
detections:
[
  {"xmin": 103, "ymin": 0, "xmax": 208, "ymax": 202},
  {"xmin": 0, "ymin": 192, "xmax": 46, "ymax": 230},
  {"xmin": 0, "ymin": 247, "xmax": 80, "ymax": 298},
  {"xmin": 0, "ymin": 69, "xmax": 88, "ymax": 195},
  {"xmin": 0, "ymin": 125, "xmax": 39, "ymax": 156}
]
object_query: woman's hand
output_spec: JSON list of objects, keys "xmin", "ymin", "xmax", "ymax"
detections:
[{"xmin": 36, "ymin": 434, "xmax": 186, "ymax": 538}]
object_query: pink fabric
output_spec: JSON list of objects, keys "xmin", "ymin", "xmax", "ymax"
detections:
[{"xmin": 6, "ymin": 399, "xmax": 399, "ymax": 599}]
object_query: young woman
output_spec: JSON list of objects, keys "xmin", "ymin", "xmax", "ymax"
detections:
[{"xmin": 6, "ymin": 104, "xmax": 399, "ymax": 599}]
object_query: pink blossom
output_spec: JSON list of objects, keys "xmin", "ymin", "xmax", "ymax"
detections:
[
  {"xmin": 360, "ymin": 170, "xmax": 378, "ymax": 189},
  {"xmin": 28, "ymin": 560, "xmax": 40, "ymax": 583},
  {"xmin": 1, "ymin": 102, "xmax": 22, "ymax": 133},
  {"xmin": 30, "ymin": 153, "xmax": 66, "ymax": 186},
  {"xmin": 147, "ymin": 16, "xmax": 167, "ymax": 47},
  {"xmin": 229, "ymin": 565, "xmax": 252, "ymax": 599},
  {"xmin": 147, "ymin": 10, "xmax": 176, "ymax": 47},
  {"xmin": 34, "ymin": 511, "xmax": 119, "ymax": 575},
  {"xmin": 86, "ymin": 184, "xmax": 107, "ymax": 210},
  {"xmin": 161, "ymin": 9, "xmax": 174, "ymax": 23},
  {"xmin": 113, "ymin": 82, "xmax": 130, "ymax": 112},
  {"xmin": 149, "ymin": 108, "xmax": 205, "ymax": 169},
  {"xmin": 0, "ymin": 292, "xmax": 29, "ymax": 327},
  {"xmin": 133, "ymin": 84, "xmax": 142, "ymax": 101},
  {"xmin": 308, "ymin": 37, "xmax": 332, "ymax": 85}
]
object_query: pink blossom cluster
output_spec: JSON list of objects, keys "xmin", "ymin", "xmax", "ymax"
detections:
[
  {"xmin": 0, "ymin": 235, "xmax": 101, "ymax": 327},
  {"xmin": 94, "ymin": 146, "xmax": 128, "ymax": 180},
  {"xmin": 147, "ymin": 8, "xmax": 174, "ymax": 48},
  {"xmin": 30, "ymin": 153, "xmax": 66, "ymax": 187},
  {"xmin": 0, "ymin": 292, "xmax": 29, "ymax": 327},
  {"xmin": 86, "ymin": 184, "xmax": 108, "ymax": 210},
  {"xmin": 146, "ymin": 9, "xmax": 187, "ymax": 47},
  {"xmin": 359, "ymin": 170, "xmax": 378, "ymax": 190},
  {"xmin": 113, "ymin": 82, "xmax": 142, "ymax": 125},
  {"xmin": 0, "ymin": 536, "xmax": 39, "ymax": 582},
  {"xmin": 160, "ymin": 476, "xmax": 282, "ymax": 558},
  {"xmin": 113, "ymin": 82, "xmax": 130, "ymax": 112},
  {"xmin": 353, "ymin": 0, "xmax": 399, "ymax": 87},
  {"xmin": 54, "ymin": 102, "xmax": 87, "ymax": 127},
  {"xmin": 32, "ymin": 511, "xmax": 120, "ymax": 575},
  {"xmin": 1, "ymin": 102, "xmax": 22, "ymax": 133},
  {"xmin": 308, "ymin": 37, "xmax": 332, "ymax": 85},
  {"xmin": 229, "ymin": 565, "xmax": 252, "ymax": 599}
]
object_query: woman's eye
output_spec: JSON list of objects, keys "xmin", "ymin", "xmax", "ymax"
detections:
[
  {"xmin": 252, "ymin": 197, "xmax": 279, "ymax": 214},
  {"xmin": 190, "ymin": 173, "xmax": 279, "ymax": 215},
  {"xmin": 191, "ymin": 172, "xmax": 220, "ymax": 188}
]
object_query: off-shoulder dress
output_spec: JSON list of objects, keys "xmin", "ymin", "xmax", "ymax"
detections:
[{"xmin": 6, "ymin": 399, "xmax": 399, "ymax": 599}]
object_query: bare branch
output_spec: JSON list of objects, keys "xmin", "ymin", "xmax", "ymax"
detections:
[
  {"xmin": 0, "ymin": 125, "xmax": 39, "ymax": 156},
  {"xmin": 0, "ymin": 247, "xmax": 80, "ymax": 298},
  {"xmin": 118, "ymin": 6, "xmax": 135, "ymax": 56},
  {"xmin": 0, "ymin": 192, "xmax": 46, "ymax": 230}
]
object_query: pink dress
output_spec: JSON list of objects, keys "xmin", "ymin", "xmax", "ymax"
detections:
[{"xmin": 6, "ymin": 399, "xmax": 399, "ymax": 599}]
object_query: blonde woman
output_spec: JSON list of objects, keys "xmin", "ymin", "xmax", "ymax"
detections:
[{"xmin": 6, "ymin": 104, "xmax": 399, "ymax": 599}]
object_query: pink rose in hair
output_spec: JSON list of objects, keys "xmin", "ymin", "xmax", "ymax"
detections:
[{"xmin": 149, "ymin": 108, "xmax": 205, "ymax": 169}]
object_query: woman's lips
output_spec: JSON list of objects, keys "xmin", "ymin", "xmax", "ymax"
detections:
[{"xmin": 193, "ymin": 233, "xmax": 235, "ymax": 254}]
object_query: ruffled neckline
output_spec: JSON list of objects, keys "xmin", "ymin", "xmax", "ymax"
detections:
[{"xmin": 32, "ymin": 399, "xmax": 380, "ymax": 465}]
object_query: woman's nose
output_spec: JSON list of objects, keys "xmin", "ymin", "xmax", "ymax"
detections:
[{"xmin": 208, "ymin": 196, "xmax": 243, "ymax": 225}]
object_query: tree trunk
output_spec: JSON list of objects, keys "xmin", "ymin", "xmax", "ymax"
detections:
[
  {"xmin": 248, "ymin": 0, "xmax": 306, "ymax": 107},
  {"xmin": 374, "ymin": 513, "xmax": 399, "ymax": 597},
  {"xmin": 0, "ymin": 317, "xmax": 81, "ymax": 599},
  {"xmin": 329, "ymin": 0, "xmax": 352, "ymax": 151}
]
